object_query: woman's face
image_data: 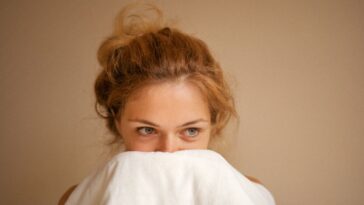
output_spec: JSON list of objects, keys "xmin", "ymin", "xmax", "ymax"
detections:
[{"xmin": 116, "ymin": 81, "xmax": 211, "ymax": 152}]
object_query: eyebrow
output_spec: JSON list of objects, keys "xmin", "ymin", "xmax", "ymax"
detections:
[{"xmin": 128, "ymin": 119, "xmax": 209, "ymax": 128}]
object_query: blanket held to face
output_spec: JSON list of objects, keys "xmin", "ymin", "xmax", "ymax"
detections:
[{"xmin": 66, "ymin": 149, "xmax": 275, "ymax": 205}]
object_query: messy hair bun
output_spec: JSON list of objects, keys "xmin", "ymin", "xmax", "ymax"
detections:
[
  {"xmin": 95, "ymin": 3, "xmax": 236, "ymax": 147},
  {"xmin": 97, "ymin": 3, "xmax": 165, "ymax": 69}
]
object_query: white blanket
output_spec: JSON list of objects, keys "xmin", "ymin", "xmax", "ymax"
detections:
[{"xmin": 66, "ymin": 149, "xmax": 275, "ymax": 205}]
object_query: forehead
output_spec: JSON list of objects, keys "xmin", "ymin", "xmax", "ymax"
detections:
[{"xmin": 122, "ymin": 81, "xmax": 210, "ymax": 123}]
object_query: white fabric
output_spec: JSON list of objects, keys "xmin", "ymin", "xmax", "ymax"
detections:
[{"xmin": 66, "ymin": 149, "xmax": 275, "ymax": 205}]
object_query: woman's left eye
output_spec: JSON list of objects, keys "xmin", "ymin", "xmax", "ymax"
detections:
[{"xmin": 183, "ymin": 128, "xmax": 200, "ymax": 137}]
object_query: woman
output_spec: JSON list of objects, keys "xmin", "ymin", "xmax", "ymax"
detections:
[{"xmin": 59, "ymin": 4, "xmax": 274, "ymax": 205}]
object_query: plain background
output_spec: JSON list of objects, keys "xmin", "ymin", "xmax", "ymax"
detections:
[{"xmin": 1, "ymin": 0, "xmax": 363, "ymax": 204}]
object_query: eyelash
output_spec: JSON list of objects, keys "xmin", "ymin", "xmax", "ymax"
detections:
[
  {"xmin": 135, "ymin": 127, "xmax": 201, "ymax": 138},
  {"xmin": 136, "ymin": 127, "xmax": 156, "ymax": 136},
  {"xmin": 182, "ymin": 128, "xmax": 200, "ymax": 138}
]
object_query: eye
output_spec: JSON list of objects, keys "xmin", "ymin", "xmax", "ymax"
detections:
[
  {"xmin": 183, "ymin": 128, "xmax": 200, "ymax": 138},
  {"xmin": 137, "ymin": 127, "xmax": 156, "ymax": 136}
]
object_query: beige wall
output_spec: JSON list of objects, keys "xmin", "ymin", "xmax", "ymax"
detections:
[{"xmin": 0, "ymin": 0, "xmax": 363, "ymax": 204}]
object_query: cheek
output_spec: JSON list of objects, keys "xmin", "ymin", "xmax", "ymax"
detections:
[
  {"xmin": 181, "ymin": 133, "xmax": 211, "ymax": 150},
  {"xmin": 121, "ymin": 133, "xmax": 159, "ymax": 152},
  {"xmin": 125, "ymin": 141, "xmax": 157, "ymax": 152},
  {"xmin": 125, "ymin": 143, "xmax": 146, "ymax": 151},
  {"xmin": 196, "ymin": 135, "xmax": 211, "ymax": 148}
]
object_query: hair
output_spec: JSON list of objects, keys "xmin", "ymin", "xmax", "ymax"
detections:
[{"xmin": 95, "ymin": 3, "xmax": 236, "ymax": 147}]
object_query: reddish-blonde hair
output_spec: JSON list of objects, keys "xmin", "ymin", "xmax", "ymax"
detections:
[{"xmin": 95, "ymin": 4, "xmax": 236, "ymax": 146}]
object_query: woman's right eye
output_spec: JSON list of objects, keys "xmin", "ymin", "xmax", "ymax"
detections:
[{"xmin": 137, "ymin": 127, "xmax": 156, "ymax": 136}]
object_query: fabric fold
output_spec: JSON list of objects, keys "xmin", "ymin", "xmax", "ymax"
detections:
[{"xmin": 66, "ymin": 149, "xmax": 275, "ymax": 205}]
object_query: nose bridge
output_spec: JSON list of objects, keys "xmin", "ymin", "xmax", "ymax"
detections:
[{"xmin": 158, "ymin": 133, "xmax": 178, "ymax": 152}]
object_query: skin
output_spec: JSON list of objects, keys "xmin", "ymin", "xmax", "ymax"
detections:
[
  {"xmin": 116, "ymin": 80, "xmax": 212, "ymax": 152},
  {"xmin": 59, "ymin": 80, "xmax": 262, "ymax": 204}
]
